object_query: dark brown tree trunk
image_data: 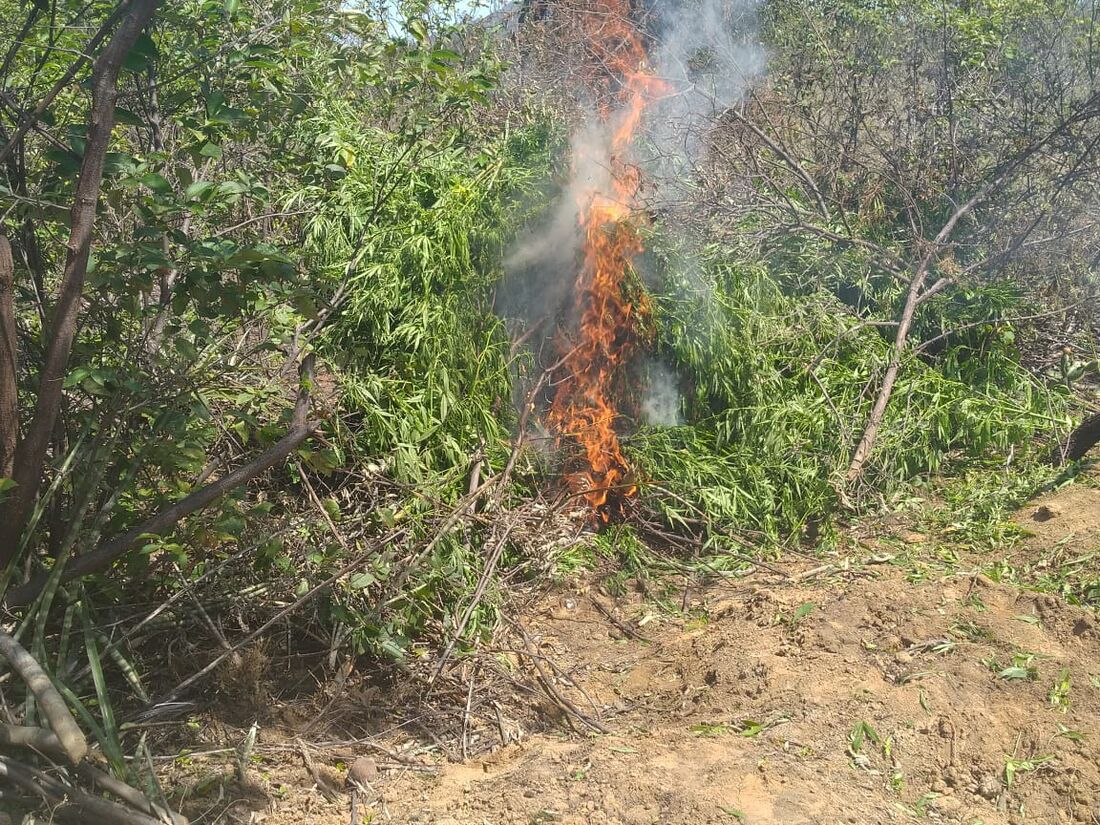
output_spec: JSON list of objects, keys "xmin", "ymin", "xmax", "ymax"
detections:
[
  {"xmin": 0, "ymin": 236, "xmax": 16, "ymax": 477},
  {"xmin": 1055, "ymin": 411, "xmax": 1100, "ymax": 464},
  {"xmin": 0, "ymin": 0, "xmax": 162, "ymax": 562}
]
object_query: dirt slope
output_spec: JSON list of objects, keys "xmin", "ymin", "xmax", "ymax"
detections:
[
  {"xmin": 379, "ymin": 568, "xmax": 1099, "ymax": 825},
  {"xmin": 172, "ymin": 484, "xmax": 1100, "ymax": 825}
]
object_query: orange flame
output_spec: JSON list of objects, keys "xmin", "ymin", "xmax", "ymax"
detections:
[{"xmin": 549, "ymin": 0, "xmax": 667, "ymax": 520}]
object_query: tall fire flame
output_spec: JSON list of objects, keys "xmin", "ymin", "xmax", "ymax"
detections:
[{"xmin": 548, "ymin": 0, "xmax": 666, "ymax": 520}]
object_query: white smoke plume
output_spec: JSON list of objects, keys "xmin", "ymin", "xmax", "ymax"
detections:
[
  {"xmin": 643, "ymin": 0, "xmax": 767, "ymax": 208},
  {"xmin": 641, "ymin": 360, "xmax": 683, "ymax": 426},
  {"xmin": 499, "ymin": 0, "xmax": 766, "ymax": 425}
]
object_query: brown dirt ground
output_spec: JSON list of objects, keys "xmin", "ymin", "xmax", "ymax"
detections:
[{"xmin": 166, "ymin": 480, "xmax": 1100, "ymax": 825}]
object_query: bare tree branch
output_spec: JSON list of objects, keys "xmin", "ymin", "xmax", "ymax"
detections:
[
  {"xmin": 0, "ymin": 1, "xmax": 130, "ymax": 167},
  {"xmin": 3, "ymin": 355, "xmax": 318, "ymax": 607},
  {"xmin": 0, "ymin": 629, "xmax": 87, "ymax": 764}
]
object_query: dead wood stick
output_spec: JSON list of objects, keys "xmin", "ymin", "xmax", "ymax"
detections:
[
  {"xmin": 590, "ymin": 598, "xmax": 651, "ymax": 643},
  {"xmin": 490, "ymin": 345, "xmax": 579, "ymax": 513},
  {"xmin": 140, "ymin": 523, "xmax": 407, "ymax": 712},
  {"xmin": 0, "ymin": 725, "xmax": 64, "ymax": 757},
  {"xmin": 509, "ymin": 317, "xmax": 547, "ymax": 357},
  {"xmin": 0, "ymin": 755, "xmax": 183, "ymax": 825},
  {"xmin": 77, "ymin": 763, "xmax": 187, "ymax": 825},
  {"xmin": 460, "ymin": 663, "xmax": 478, "ymax": 759},
  {"xmin": 510, "ymin": 621, "xmax": 609, "ymax": 734},
  {"xmin": 296, "ymin": 737, "xmax": 338, "ymax": 801},
  {"xmin": 430, "ymin": 513, "xmax": 522, "ymax": 682},
  {"xmin": 0, "ymin": 630, "xmax": 86, "ymax": 763}
]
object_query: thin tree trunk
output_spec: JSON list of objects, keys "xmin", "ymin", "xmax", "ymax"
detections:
[
  {"xmin": 845, "ymin": 187, "xmax": 990, "ymax": 486},
  {"xmin": 0, "ymin": 0, "xmax": 162, "ymax": 562},
  {"xmin": 845, "ymin": 264, "xmax": 930, "ymax": 485},
  {"xmin": 0, "ymin": 236, "xmax": 17, "ymax": 477},
  {"xmin": 840, "ymin": 91, "xmax": 1100, "ymax": 489}
]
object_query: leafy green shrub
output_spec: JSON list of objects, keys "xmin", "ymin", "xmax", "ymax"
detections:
[{"xmin": 628, "ymin": 237, "xmax": 1066, "ymax": 544}]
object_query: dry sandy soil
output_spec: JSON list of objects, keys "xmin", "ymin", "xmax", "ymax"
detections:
[{"xmin": 168, "ymin": 479, "xmax": 1100, "ymax": 825}]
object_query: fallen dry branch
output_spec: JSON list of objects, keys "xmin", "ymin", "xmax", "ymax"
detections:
[
  {"xmin": 0, "ymin": 725, "xmax": 64, "ymax": 758},
  {"xmin": 0, "ymin": 629, "xmax": 86, "ymax": 764},
  {"xmin": 0, "ymin": 632, "xmax": 187, "ymax": 824},
  {"xmin": 135, "ymin": 458, "xmax": 501, "ymax": 711},
  {"xmin": 77, "ymin": 763, "xmax": 187, "ymax": 825},
  {"xmin": 0, "ymin": 755, "xmax": 182, "ymax": 825},
  {"xmin": 509, "ymin": 620, "xmax": 609, "ymax": 734},
  {"xmin": 430, "ymin": 513, "xmax": 521, "ymax": 683}
]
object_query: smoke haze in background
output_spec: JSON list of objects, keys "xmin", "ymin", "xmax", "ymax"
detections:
[
  {"xmin": 634, "ymin": 0, "xmax": 765, "ymax": 423},
  {"xmin": 643, "ymin": 0, "xmax": 766, "ymax": 208},
  {"xmin": 498, "ymin": 118, "xmax": 618, "ymax": 326}
]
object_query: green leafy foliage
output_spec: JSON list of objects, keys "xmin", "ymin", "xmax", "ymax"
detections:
[{"xmin": 628, "ymin": 238, "xmax": 1061, "ymax": 543}]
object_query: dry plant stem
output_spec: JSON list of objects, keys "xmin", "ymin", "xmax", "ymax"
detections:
[
  {"xmin": 0, "ymin": 629, "xmax": 86, "ymax": 763},
  {"xmin": 431, "ymin": 359, "xmax": 588, "ymax": 680},
  {"xmin": 430, "ymin": 511, "xmax": 523, "ymax": 682},
  {"xmin": 508, "ymin": 316, "xmax": 547, "ymax": 357},
  {"xmin": 380, "ymin": 473, "xmax": 502, "ymax": 603},
  {"xmin": 77, "ymin": 763, "xmax": 187, "ymax": 825},
  {"xmin": 296, "ymin": 738, "xmax": 338, "ymax": 801},
  {"xmin": 141, "ymin": 523, "xmax": 407, "ymax": 711},
  {"xmin": 0, "ymin": 725, "xmax": 63, "ymax": 757},
  {"xmin": 69, "ymin": 525, "xmax": 299, "ymax": 685},
  {"xmin": 4, "ymin": 356, "xmax": 318, "ymax": 607},
  {"xmin": 726, "ymin": 106, "xmax": 831, "ymax": 221},
  {"xmin": 0, "ymin": 755, "xmax": 184, "ymax": 825},
  {"xmin": 590, "ymin": 597, "xmax": 650, "ymax": 643},
  {"xmin": 510, "ymin": 620, "xmax": 609, "ymax": 734},
  {"xmin": 845, "ymin": 209, "xmax": 983, "ymax": 487},
  {"xmin": 299, "ymin": 461, "xmax": 351, "ymax": 553},
  {"xmin": 490, "ymin": 346, "xmax": 579, "ymax": 513},
  {"xmin": 461, "ymin": 663, "xmax": 478, "ymax": 759},
  {"xmin": 639, "ymin": 482, "xmax": 789, "ymax": 579}
]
